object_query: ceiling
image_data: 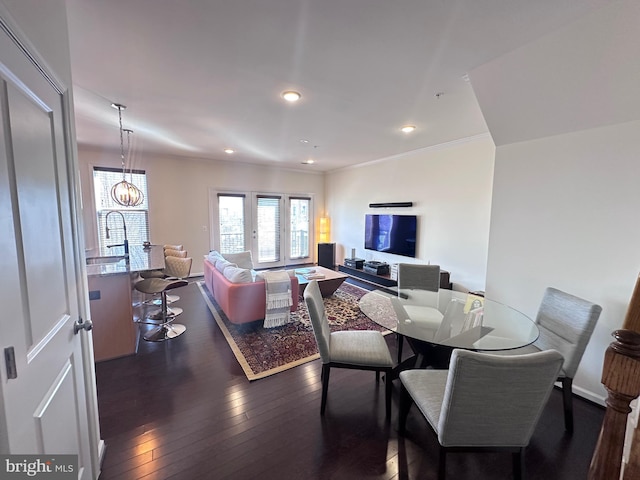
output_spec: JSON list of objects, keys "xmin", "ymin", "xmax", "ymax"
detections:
[{"xmin": 65, "ymin": 0, "xmax": 610, "ymax": 172}]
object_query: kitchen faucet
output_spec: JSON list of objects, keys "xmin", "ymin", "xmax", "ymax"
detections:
[{"xmin": 105, "ymin": 210, "xmax": 129, "ymax": 257}]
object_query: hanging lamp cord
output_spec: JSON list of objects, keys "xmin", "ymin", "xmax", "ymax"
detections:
[{"xmin": 117, "ymin": 105, "xmax": 126, "ymax": 180}]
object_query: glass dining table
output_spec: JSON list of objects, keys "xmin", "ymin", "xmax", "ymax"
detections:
[{"xmin": 359, "ymin": 289, "xmax": 540, "ymax": 371}]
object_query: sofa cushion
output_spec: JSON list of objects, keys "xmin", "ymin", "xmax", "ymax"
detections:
[
  {"xmin": 215, "ymin": 257, "xmax": 236, "ymax": 273},
  {"xmin": 208, "ymin": 250, "xmax": 223, "ymax": 262},
  {"xmin": 223, "ymin": 266, "xmax": 254, "ymax": 284},
  {"xmin": 222, "ymin": 250, "xmax": 254, "ymax": 269}
]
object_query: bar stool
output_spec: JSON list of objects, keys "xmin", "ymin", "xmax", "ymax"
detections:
[
  {"xmin": 164, "ymin": 249, "xmax": 187, "ymax": 258},
  {"xmin": 135, "ymin": 277, "xmax": 188, "ymax": 341},
  {"xmin": 140, "ymin": 250, "xmax": 189, "ymax": 302},
  {"xmin": 163, "ymin": 244, "xmax": 183, "ymax": 251},
  {"xmin": 141, "ymin": 257, "xmax": 192, "ymax": 322},
  {"xmin": 159, "ymin": 255, "xmax": 192, "ymax": 305}
]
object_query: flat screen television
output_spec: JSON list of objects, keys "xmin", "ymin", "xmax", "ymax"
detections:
[{"xmin": 364, "ymin": 214, "xmax": 417, "ymax": 258}]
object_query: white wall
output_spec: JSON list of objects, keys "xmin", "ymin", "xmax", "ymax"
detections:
[
  {"xmin": 486, "ymin": 120, "xmax": 640, "ymax": 402},
  {"xmin": 474, "ymin": 0, "xmax": 640, "ymax": 403},
  {"xmin": 78, "ymin": 147, "xmax": 325, "ymax": 275},
  {"xmin": 470, "ymin": 0, "xmax": 640, "ymax": 147},
  {"xmin": 326, "ymin": 135, "xmax": 495, "ymax": 293}
]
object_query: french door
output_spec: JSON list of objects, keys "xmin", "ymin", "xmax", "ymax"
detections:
[{"xmin": 210, "ymin": 190, "xmax": 313, "ymax": 269}]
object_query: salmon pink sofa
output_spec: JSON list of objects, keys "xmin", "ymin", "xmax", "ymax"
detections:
[{"xmin": 203, "ymin": 256, "xmax": 299, "ymax": 325}]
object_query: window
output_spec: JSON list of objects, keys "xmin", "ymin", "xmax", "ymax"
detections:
[
  {"xmin": 256, "ymin": 195, "xmax": 281, "ymax": 263},
  {"xmin": 217, "ymin": 193, "xmax": 246, "ymax": 254},
  {"xmin": 212, "ymin": 190, "xmax": 313, "ymax": 268},
  {"xmin": 290, "ymin": 197, "xmax": 310, "ymax": 259},
  {"xmin": 93, "ymin": 167, "xmax": 149, "ymax": 255}
]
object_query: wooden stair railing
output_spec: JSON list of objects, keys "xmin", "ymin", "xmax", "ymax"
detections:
[{"xmin": 588, "ymin": 274, "xmax": 640, "ymax": 480}]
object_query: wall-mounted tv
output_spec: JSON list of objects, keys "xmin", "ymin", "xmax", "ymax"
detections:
[{"xmin": 364, "ymin": 214, "xmax": 417, "ymax": 258}]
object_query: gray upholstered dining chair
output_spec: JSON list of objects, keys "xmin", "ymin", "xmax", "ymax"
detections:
[
  {"xmin": 399, "ymin": 349, "xmax": 563, "ymax": 480},
  {"xmin": 303, "ymin": 280, "xmax": 394, "ymax": 417},
  {"xmin": 495, "ymin": 287, "xmax": 602, "ymax": 433},
  {"xmin": 396, "ymin": 263, "xmax": 442, "ymax": 362}
]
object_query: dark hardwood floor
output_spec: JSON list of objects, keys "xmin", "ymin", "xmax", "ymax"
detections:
[{"xmin": 95, "ymin": 279, "xmax": 605, "ymax": 479}]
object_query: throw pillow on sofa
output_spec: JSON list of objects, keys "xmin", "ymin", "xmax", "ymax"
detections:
[
  {"xmin": 223, "ymin": 266, "xmax": 253, "ymax": 284},
  {"xmin": 207, "ymin": 250, "xmax": 223, "ymax": 263},
  {"xmin": 222, "ymin": 250, "xmax": 254, "ymax": 270},
  {"xmin": 215, "ymin": 257, "xmax": 236, "ymax": 273}
]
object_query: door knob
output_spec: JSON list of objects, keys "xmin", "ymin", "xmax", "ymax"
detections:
[{"xmin": 74, "ymin": 317, "xmax": 93, "ymax": 334}]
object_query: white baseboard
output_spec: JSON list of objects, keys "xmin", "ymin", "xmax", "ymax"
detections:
[{"xmin": 572, "ymin": 384, "xmax": 606, "ymax": 407}]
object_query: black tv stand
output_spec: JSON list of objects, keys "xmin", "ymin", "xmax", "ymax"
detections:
[
  {"xmin": 339, "ymin": 265, "xmax": 397, "ymax": 287},
  {"xmin": 339, "ymin": 264, "xmax": 452, "ymax": 291}
]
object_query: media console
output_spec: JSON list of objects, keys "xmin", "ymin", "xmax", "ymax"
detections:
[
  {"xmin": 339, "ymin": 264, "xmax": 397, "ymax": 287},
  {"xmin": 338, "ymin": 264, "xmax": 452, "ymax": 290}
]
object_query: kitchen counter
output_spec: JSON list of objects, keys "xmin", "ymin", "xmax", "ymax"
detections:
[
  {"xmin": 86, "ymin": 244, "xmax": 166, "ymax": 361},
  {"xmin": 86, "ymin": 244, "xmax": 166, "ymax": 277}
]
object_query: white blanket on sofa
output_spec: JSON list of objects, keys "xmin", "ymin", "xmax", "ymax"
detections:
[{"xmin": 262, "ymin": 270, "xmax": 293, "ymax": 328}]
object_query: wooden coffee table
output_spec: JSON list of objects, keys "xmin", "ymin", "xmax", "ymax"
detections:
[{"xmin": 295, "ymin": 266, "xmax": 349, "ymax": 297}]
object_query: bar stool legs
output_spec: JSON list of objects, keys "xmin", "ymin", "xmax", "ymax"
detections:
[{"xmin": 135, "ymin": 278, "xmax": 188, "ymax": 342}]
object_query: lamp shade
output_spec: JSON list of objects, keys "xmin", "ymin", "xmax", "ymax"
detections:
[
  {"xmin": 319, "ymin": 217, "xmax": 330, "ymax": 243},
  {"xmin": 111, "ymin": 179, "xmax": 144, "ymax": 207}
]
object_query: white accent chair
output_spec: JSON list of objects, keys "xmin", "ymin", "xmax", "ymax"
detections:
[
  {"xmin": 303, "ymin": 280, "xmax": 394, "ymax": 417},
  {"xmin": 399, "ymin": 349, "xmax": 563, "ymax": 480}
]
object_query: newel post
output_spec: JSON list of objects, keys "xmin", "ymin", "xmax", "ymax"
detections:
[
  {"xmin": 588, "ymin": 330, "xmax": 640, "ymax": 480},
  {"xmin": 589, "ymin": 273, "xmax": 640, "ymax": 480}
]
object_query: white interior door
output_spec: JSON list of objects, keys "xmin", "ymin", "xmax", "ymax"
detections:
[{"xmin": 0, "ymin": 23, "xmax": 95, "ymax": 480}]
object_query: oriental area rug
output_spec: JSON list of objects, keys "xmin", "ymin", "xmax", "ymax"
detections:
[{"xmin": 197, "ymin": 281, "xmax": 388, "ymax": 381}]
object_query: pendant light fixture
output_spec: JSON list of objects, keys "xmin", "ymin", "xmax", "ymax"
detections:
[{"xmin": 110, "ymin": 103, "xmax": 144, "ymax": 207}]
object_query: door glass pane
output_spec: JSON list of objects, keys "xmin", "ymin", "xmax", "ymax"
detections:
[
  {"xmin": 290, "ymin": 198, "xmax": 310, "ymax": 259},
  {"xmin": 218, "ymin": 195, "xmax": 245, "ymax": 254},
  {"xmin": 257, "ymin": 196, "xmax": 280, "ymax": 263}
]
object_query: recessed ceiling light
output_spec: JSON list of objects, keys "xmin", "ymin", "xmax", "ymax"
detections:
[
  {"xmin": 401, "ymin": 125, "xmax": 416, "ymax": 134},
  {"xmin": 224, "ymin": 148, "xmax": 234, "ymax": 154},
  {"xmin": 302, "ymin": 159, "xmax": 315, "ymax": 165},
  {"xmin": 300, "ymin": 139, "xmax": 309, "ymax": 143},
  {"xmin": 282, "ymin": 90, "xmax": 301, "ymax": 102}
]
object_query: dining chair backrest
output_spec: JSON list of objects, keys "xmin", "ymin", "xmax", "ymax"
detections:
[
  {"xmin": 303, "ymin": 280, "xmax": 331, "ymax": 363},
  {"xmin": 398, "ymin": 264, "xmax": 441, "ymax": 309},
  {"xmin": 438, "ymin": 349, "xmax": 563, "ymax": 447},
  {"xmin": 535, "ymin": 287, "xmax": 602, "ymax": 378},
  {"xmin": 164, "ymin": 256, "xmax": 192, "ymax": 279},
  {"xmin": 398, "ymin": 264, "xmax": 440, "ymax": 291}
]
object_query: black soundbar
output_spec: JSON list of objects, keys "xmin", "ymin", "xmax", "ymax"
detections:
[{"xmin": 369, "ymin": 202, "xmax": 413, "ymax": 208}]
